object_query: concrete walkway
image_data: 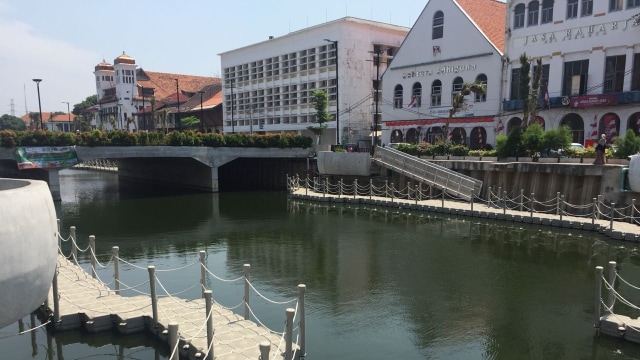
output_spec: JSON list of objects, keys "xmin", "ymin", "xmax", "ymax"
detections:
[
  {"xmin": 45, "ymin": 255, "xmax": 288, "ymax": 360},
  {"xmin": 289, "ymin": 188, "xmax": 640, "ymax": 239}
]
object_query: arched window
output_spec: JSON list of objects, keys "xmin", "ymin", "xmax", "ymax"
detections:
[
  {"xmin": 431, "ymin": 80, "xmax": 442, "ymax": 107},
  {"xmin": 394, "ymin": 85, "xmax": 403, "ymax": 109},
  {"xmin": 475, "ymin": 74, "xmax": 487, "ymax": 102},
  {"xmin": 411, "ymin": 83, "xmax": 422, "ymax": 108},
  {"xmin": 514, "ymin": 4, "xmax": 525, "ymax": 29},
  {"xmin": 528, "ymin": 1, "xmax": 539, "ymax": 26},
  {"xmin": 452, "ymin": 77, "xmax": 463, "ymax": 104},
  {"xmin": 541, "ymin": 0, "xmax": 554, "ymax": 23},
  {"xmin": 432, "ymin": 11, "xmax": 444, "ymax": 39}
]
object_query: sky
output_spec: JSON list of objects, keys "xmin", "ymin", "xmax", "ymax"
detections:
[{"xmin": 0, "ymin": 0, "xmax": 429, "ymax": 117}]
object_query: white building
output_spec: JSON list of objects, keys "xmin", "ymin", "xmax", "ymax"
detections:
[
  {"xmin": 381, "ymin": 0, "xmax": 506, "ymax": 149},
  {"xmin": 502, "ymin": 0, "xmax": 640, "ymax": 146},
  {"xmin": 219, "ymin": 17, "xmax": 409, "ymax": 147}
]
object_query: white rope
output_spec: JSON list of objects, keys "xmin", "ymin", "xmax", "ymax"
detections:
[
  {"xmin": 616, "ymin": 272, "xmax": 640, "ymax": 291},
  {"xmin": 245, "ymin": 303, "xmax": 282, "ymax": 335},
  {"xmin": 213, "ymin": 299, "xmax": 244, "ymax": 311},
  {"xmin": 202, "ymin": 264, "xmax": 245, "ymax": 283},
  {"xmin": 114, "ymin": 279, "xmax": 151, "ymax": 295},
  {"xmin": 247, "ymin": 280, "xmax": 297, "ymax": 305},
  {"xmin": 154, "ymin": 276, "xmax": 206, "ymax": 310},
  {"xmin": 0, "ymin": 320, "xmax": 52, "ymax": 340},
  {"xmin": 155, "ymin": 259, "xmax": 199, "ymax": 272}
]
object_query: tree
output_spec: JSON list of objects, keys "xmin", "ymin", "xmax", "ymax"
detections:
[
  {"xmin": 28, "ymin": 112, "xmax": 41, "ymax": 130},
  {"xmin": 519, "ymin": 54, "xmax": 543, "ymax": 130},
  {"xmin": 521, "ymin": 122, "xmax": 545, "ymax": 157},
  {"xmin": 0, "ymin": 114, "xmax": 27, "ymax": 131},
  {"xmin": 73, "ymin": 95, "xmax": 97, "ymax": 115},
  {"xmin": 307, "ymin": 89, "xmax": 331, "ymax": 145},
  {"xmin": 180, "ymin": 115, "xmax": 200, "ymax": 129},
  {"xmin": 444, "ymin": 82, "xmax": 486, "ymax": 144},
  {"xmin": 125, "ymin": 116, "xmax": 138, "ymax": 132}
]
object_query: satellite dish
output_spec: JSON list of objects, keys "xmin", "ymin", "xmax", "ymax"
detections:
[{"xmin": 561, "ymin": 96, "xmax": 570, "ymax": 106}]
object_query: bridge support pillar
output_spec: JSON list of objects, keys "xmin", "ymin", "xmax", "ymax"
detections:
[
  {"xmin": 46, "ymin": 169, "xmax": 61, "ymax": 201},
  {"xmin": 210, "ymin": 166, "xmax": 219, "ymax": 192}
]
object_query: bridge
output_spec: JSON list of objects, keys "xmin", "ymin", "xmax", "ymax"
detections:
[{"xmin": 0, "ymin": 146, "xmax": 313, "ymax": 200}]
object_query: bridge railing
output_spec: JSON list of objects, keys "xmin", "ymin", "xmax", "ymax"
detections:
[
  {"xmin": 55, "ymin": 224, "xmax": 306, "ymax": 360},
  {"xmin": 372, "ymin": 146, "xmax": 482, "ymax": 201}
]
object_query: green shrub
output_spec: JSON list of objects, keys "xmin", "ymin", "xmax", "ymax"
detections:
[
  {"xmin": 0, "ymin": 130, "xmax": 17, "ymax": 148},
  {"xmin": 612, "ymin": 130, "xmax": 640, "ymax": 159}
]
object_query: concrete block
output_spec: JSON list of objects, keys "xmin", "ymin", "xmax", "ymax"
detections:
[
  {"xmin": 600, "ymin": 314, "xmax": 630, "ymax": 338},
  {"xmin": 624, "ymin": 318, "xmax": 640, "ymax": 344}
]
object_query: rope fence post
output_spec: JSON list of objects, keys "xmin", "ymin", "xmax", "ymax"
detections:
[
  {"xmin": 298, "ymin": 284, "xmax": 306, "ymax": 357},
  {"xmin": 630, "ymin": 199, "xmax": 636, "ymax": 224},
  {"xmin": 148, "ymin": 266, "xmax": 158, "ymax": 324},
  {"xmin": 385, "ymin": 180, "xmax": 389, "ymax": 199},
  {"xmin": 259, "ymin": 342, "xmax": 271, "ymax": 360},
  {"xmin": 244, "ymin": 264, "xmax": 250, "ymax": 320},
  {"xmin": 503, "ymin": 190, "xmax": 506, "ymax": 215},
  {"xmin": 391, "ymin": 182, "xmax": 394, "ymax": 203},
  {"xmin": 560, "ymin": 195, "xmax": 564, "ymax": 222},
  {"xmin": 305, "ymin": 176, "xmax": 308, "ymax": 196},
  {"xmin": 607, "ymin": 261, "xmax": 617, "ymax": 311},
  {"xmin": 353, "ymin": 179, "xmax": 357, "ymax": 199},
  {"xmin": 52, "ymin": 265, "xmax": 60, "ymax": 324},
  {"xmin": 338, "ymin": 179, "xmax": 342, "ymax": 198},
  {"xmin": 441, "ymin": 188, "xmax": 445, "ymax": 208},
  {"xmin": 556, "ymin": 192, "xmax": 561, "ymax": 215},
  {"xmin": 610, "ymin": 203, "xmax": 615, "ymax": 231},
  {"xmin": 285, "ymin": 308, "xmax": 295, "ymax": 360},
  {"xmin": 530, "ymin": 193, "xmax": 534, "ymax": 219},
  {"xmin": 497, "ymin": 187, "xmax": 502, "ymax": 209},
  {"xmin": 200, "ymin": 250, "xmax": 206, "ymax": 298},
  {"xmin": 519, "ymin": 189, "xmax": 524, "ymax": 212},
  {"xmin": 89, "ymin": 235, "xmax": 96, "ymax": 279},
  {"xmin": 597, "ymin": 195, "xmax": 602, "ymax": 220},
  {"xmin": 592, "ymin": 198, "xmax": 596, "ymax": 225},
  {"xmin": 595, "ymin": 266, "xmax": 603, "ymax": 334},
  {"xmin": 323, "ymin": 179, "xmax": 327, "ymax": 198},
  {"xmin": 470, "ymin": 190, "xmax": 474, "ymax": 214},
  {"xmin": 204, "ymin": 290, "xmax": 214, "ymax": 360},
  {"xmin": 415, "ymin": 185, "xmax": 419, "ymax": 204},
  {"xmin": 369, "ymin": 179, "xmax": 373, "ymax": 200},
  {"xmin": 168, "ymin": 323, "xmax": 179, "ymax": 360},
  {"xmin": 112, "ymin": 246, "xmax": 120, "ymax": 295},
  {"xmin": 70, "ymin": 226, "xmax": 77, "ymax": 261}
]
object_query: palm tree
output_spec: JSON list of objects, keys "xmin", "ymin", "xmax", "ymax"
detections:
[{"xmin": 444, "ymin": 82, "xmax": 486, "ymax": 144}]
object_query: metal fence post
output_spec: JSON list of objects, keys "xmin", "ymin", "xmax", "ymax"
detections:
[
  {"xmin": 70, "ymin": 226, "xmax": 77, "ymax": 261},
  {"xmin": 112, "ymin": 246, "xmax": 120, "ymax": 295},
  {"xmin": 503, "ymin": 190, "xmax": 507, "ymax": 215},
  {"xmin": 298, "ymin": 284, "xmax": 306, "ymax": 357},
  {"xmin": 200, "ymin": 250, "xmax": 206, "ymax": 298},
  {"xmin": 285, "ymin": 308, "xmax": 295, "ymax": 360},
  {"xmin": 595, "ymin": 266, "xmax": 603, "ymax": 333},
  {"xmin": 52, "ymin": 265, "xmax": 60, "ymax": 324},
  {"xmin": 610, "ymin": 203, "xmax": 615, "ymax": 231},
  {"xmin": 630, "ymin": 199, "xmax": 636, "ymax": 224},
  {"xmin": 244, "ymin": 264, "xmax": 250, "ymax": 320},
  {"xmin": 204, "ymin": 290, "xmax": 214, "ymax": 360},
  {"xmin": 148, "ymin": 266, "xmax": 158, "ymax": 324},
  {"xmin": 354, "ymin": 179, "xmax": 358, "ymax": 199},
  {"xmin": 89, "ymin": 235, "xmax": 96, "ymax": 279},
  {"xmin": 369, "ymin": 179, "xmax": 373, "ymax": 199},
  {"xmin": 470, "ymin": 190, "xmax": 474, "ymax": 214},
  {"xmin": 323, "ymin": 179, "xmax": 327, "ymax": 198},
  {"xmin": 415, "ymin": 185, "xmax": 419, "ymax": 204},
  {"xmin": 520, "ymin": 189, "xmax": 524, "ymax": 212},
  {"xmin": 168, "ymin": 323, "xmax": 179, "ymax": 360},
  {"xmin": 530, "ymin": 193, "xmax": 534, "ymax": 219},
  {"xmin": 338, "ymin": 179, "xmax": 342, "ymax": 198},
  {"xmin": 556, "ymin": 192, "xmax": 561, "ymax": 215},
  {"xmin": 607, "ymin": 261, "xmax": 617, "ymax": 311},
  {"xmin": 385, "ymin": 180, "xmax": 389, "ymax": 199},
  {"xmin": 391, "ymin": 182, "xmax": 394, "ymax": 203},
  {"xmin": 560, "ymin": 195, "xmax": 564, "ymax": 222},
  {"xmin": 259, "ymin": 342, "xmax": 271, "ymax": 360},
  {"xmin": 441, "ymin": 188, "xmax": 445, "ymax": 208},
  {"xmin": 592, "ymin": 198, "xmax": 597, "ymax": 225},
  {"xmin": 597, "ymin": 195, "xmax": 602, "ymax": 220}
]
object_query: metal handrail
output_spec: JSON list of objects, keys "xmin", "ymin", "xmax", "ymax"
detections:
[{"xmin": 373, "ymin": 147, "xmax": 483, "ymax": 201}]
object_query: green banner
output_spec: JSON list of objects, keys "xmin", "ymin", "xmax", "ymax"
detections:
[{"xmin": 14, "ymin": 146, "xmax": 79, "ymax": 170}]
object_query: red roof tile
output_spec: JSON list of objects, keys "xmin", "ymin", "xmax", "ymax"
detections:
[{"xmin": 455, "ymin": 0, "xmax": 506, "ymax": 53}]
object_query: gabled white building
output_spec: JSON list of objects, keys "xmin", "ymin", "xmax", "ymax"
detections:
[
  {"xmin": 502, "ymin": 0, "xmax": 640, "ymax": 146},
  {"xmin": 219, "ymin": 17, "xmax": 409, "ymax": 147},
  {"xmin": 381, "ymin": 0, "xmax": 506, "ymax": 149}
]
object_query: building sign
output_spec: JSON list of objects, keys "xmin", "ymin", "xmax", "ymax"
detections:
[
  {"xmin": 384, "ymin": 116, "xmax": 494, "ymax": 127},
  {"xmin": 14, "ymin": 146, "xmax": 79, "ymax": 170},
  {"xmin": 427, "ymin": 104, "xmax": 474, "ymax": 117},
  {"xmin": 570, "ymin": 94, "xmax": 618, "ymax": 108},
  {"xmin": 516, "ymin": 18, "xmax": 637, "ymax": 47},
  {"xmin": 403, "ymin": 64, "xmax": 477, "ymax": 79}
]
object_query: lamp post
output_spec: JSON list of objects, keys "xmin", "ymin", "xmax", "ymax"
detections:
[
  {"xmin": 324, "ymin": 39, "xmax": 339, "ymax": 145},
  {"xmin": 198, "ymin": 90, "xmax": 205, "ymax": 133},
  {"xmin": 174, "ymin": 78, "xmax": 181, "ymax": 131},
  {"xmin": 32, "ymin": 79, "xmax": 43, "ymax": 131},
  {"xmin": 62, "ymin": 101, "xmax": 71, "ymax": 132}
]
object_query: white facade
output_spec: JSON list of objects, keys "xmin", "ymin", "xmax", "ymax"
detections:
[
  {"xmin": 219, "ymin": 17, "xmax": 409, "ymax": 146},
  {"xmin": 503, "ymin": 0, "xmax": 640, "ymax": 145},
  {"xmin": 93, "ymin": 52, "xmax": 140, "ymax": 131},
  {"xmin": 381, "ymin": 0, "xmax": 505, "ymax": 149}
]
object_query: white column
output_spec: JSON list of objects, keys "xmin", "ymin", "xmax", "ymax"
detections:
[{"xmin": 623, "ymin": 46, "xmax": 635, "ymax": 92}]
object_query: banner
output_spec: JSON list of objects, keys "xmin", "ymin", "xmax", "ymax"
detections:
[{"xmin": 14, "ymin": 146, "xmax": 78, "ymax": 170}]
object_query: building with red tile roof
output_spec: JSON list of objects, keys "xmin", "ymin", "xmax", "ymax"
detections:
[
  {"xmin": 380, "ymin": 0, "xmax": 506, "ymax": 149},
  {"xmin": 94, "ymin": 52, "xmax": 221, "ymax": 132}
]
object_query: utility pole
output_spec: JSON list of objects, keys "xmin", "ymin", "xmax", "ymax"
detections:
[{"xmin": 32, "ymin": 79, "xmax": 43, "ymax": 131}]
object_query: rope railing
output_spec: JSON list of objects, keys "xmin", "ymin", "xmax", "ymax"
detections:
[
  {"xmin": 51, "ymin": 223, "xmax": 306, "ymax": 359},
  {"xmin": 288, "ymin": 175, "xmax": 640, "ymax": 234}
]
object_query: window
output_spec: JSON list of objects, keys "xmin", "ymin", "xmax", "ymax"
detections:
[
  {"xmin": 452, "ymin": 77, "xmax": 463, "ymax": 104},
  {"xmin": 528, "ymin": 1, "xmax": 539, "ymax": 26},
  {"xmin": 563, "ymin": 60, "xmax": 589, "ymax": 96},
  {"xmin": 433, "ymin": 11, "xmax": 444, "ymax": 39},
  {"xmin": 567, "ymin": 0, "xmax": 578, "ymax": 18},
  {"xmin": 632, "ymin": 53, "xmax": 640, "ymax": 91},
  {"xmin": 431, "ymin": 80, "xmax": 442, "ymax": 106},
  {"xmin": 514, "ymin": 4, "xmax": 525, "ymax": 29},
  {"xmin": 604, "ymin": 55, "xmax": 626, "ymax": 93},
  {"xmin": 630, "ymin": 0, "xmax": 640, "ymax": 8},
  {"xmin": 541, "ymin": 0, "xmax": 554, "ymax": 23},
  {"xmin": 510, "ymin": 69, "xmax": 521, "ymax": 100},
  {"xmin": 475, "ymin": 74, "xmax": 487, "ymax": 102},
  {"xmin": 581, "ymin": 0, "xmax": 593, "ymax": 16},
  {"xmin": 610, "ymin": 0, "xmax": 623, "ymax": 10},
  {"xmin": 411, "ymin": 83, "xmax": 422, "ymax": 107},
  {"xmin": 394, "ymin": 85, "xmax": 403, "ymax": 109}
]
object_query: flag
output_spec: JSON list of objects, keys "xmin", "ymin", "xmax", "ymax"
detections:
[
  {"xmin": 543, "ymin": 87, "xmax": 550, "ymax": 109},
  {"xmin": 590, "ymin": 114, "xmax": 598, "ymax": 137},
  {"xmin": 407, "ymin": 96, "xmax": 417, "ymax": 108},
  {"xmin": 496, "ymin": 119, "xmax": 504, "ymax": 133}
]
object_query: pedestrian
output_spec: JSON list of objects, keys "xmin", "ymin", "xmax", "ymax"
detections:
[{"xmin": 594, "ymin": 134, "xmax": 607, "ymax": 165}]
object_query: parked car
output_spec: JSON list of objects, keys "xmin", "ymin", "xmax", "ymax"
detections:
[
  {"xmin": 550, "ymin": 143, "xmax": 585, "ymax": 157},
  {"xmin": 387, "ymin": 143, "xmax": 409, "ymax": 149}
]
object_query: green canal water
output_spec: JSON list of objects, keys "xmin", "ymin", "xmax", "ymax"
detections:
[{"xmin": 3, "ymin": 169, "xmax": 640, "ymax": 359}]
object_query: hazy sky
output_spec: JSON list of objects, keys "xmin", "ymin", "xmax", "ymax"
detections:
[{"xmin": 0, "ymin": 0, "xmax": 429, "ymax": 116}]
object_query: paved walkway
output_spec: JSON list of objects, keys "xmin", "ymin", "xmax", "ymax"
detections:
[
  {"xmin": 46, "ymin": 255, "xmax": 287, "ymax": 360},
  {"xmin": 289, "ymin": 188, "xmax": 640, "ymax": 239}
]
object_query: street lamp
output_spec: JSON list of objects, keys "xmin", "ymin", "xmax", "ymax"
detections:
[
  {"xmin": 62, "ymin": 101, "xmax": 71, "ymax": 132},
  {"xmin": 174, "ymin": 78, "xmax": 181, "ymax": 131},
  {"xmin": 324, "ymin": 39, "xmax": 339, "ymax": 145},
  {"xmin": 32, "ymin": 79, "xmax": 43, "ymax": 131},
  {"xmin": 198, "ymin": 90, "xmax": 205, "ymax": 133}
]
